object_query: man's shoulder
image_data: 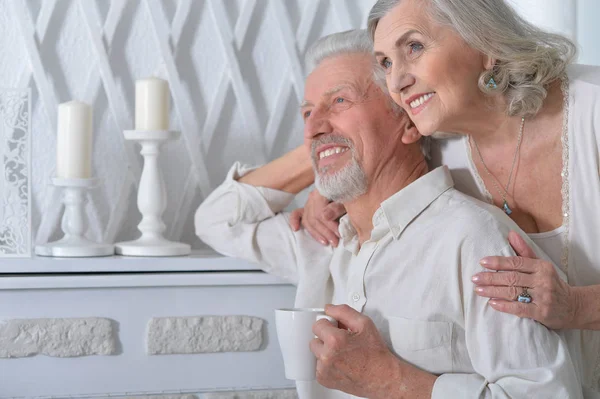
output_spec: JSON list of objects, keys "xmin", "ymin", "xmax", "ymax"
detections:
[
  {"xmin": 440, "ymin": 187, "xmax": 512, "ymax": 222},
  {"xmin": 425, "ymin": 188, "xmax": 516, "ymax": 248}
]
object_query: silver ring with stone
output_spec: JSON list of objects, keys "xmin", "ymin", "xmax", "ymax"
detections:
[{"xmin": 517, "ymin": 287, "xmax": 532, "ymax": 304}]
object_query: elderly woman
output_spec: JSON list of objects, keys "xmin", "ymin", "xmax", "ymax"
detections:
[{"xmin": 292, "ymin": 0, "xmax": 600, "ymax": 394}]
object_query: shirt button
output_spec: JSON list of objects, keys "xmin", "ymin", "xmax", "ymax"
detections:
[{"xmin": 351, "ymin": 293, "xmax": 361, "ymax": 302}]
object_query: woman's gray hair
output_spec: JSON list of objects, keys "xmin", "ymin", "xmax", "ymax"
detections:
[
  {"xmin": 305, "ymin": 29, "xmax": 431, "ymax": 158},
  {"xmin": 367, "ymin": 0, "xmax": 577, "ymax": 117}
]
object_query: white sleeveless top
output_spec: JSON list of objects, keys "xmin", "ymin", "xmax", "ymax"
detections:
[
  {"xmin": 430, "ymin": 64, "xmax": 600, "ymax": 393},
  {"xmin": 529, "ymin": 226, "xmax": 566, "ymax": 267}
]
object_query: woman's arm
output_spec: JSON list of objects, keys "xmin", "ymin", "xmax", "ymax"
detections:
[
  {"xmin": 289, "ymin": 189, "xmax": 346, "ymax": 246},
  {"xmin": 571, "ymin": 285, "xmax": 600, "ymax": 330},
  {"xmin": 238, "ymin": 145, "xmax": 314, "ymax": 193}
]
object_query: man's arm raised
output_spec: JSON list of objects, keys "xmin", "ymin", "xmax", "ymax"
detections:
[{"xmin": 195, "ymin": 145, "xmax": 325, "ymax": 284}]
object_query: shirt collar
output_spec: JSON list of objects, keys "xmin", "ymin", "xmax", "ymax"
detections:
[
  {"xmin": 381, "ymin": 166, "xmax": 454, "ymax": 240},
  {"xmin": 338, "ymin": 166, "xmax": 454, "ymax": 251}
]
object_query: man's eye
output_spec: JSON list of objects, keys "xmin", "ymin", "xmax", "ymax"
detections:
[
  {"xmin": 335, "ymin": 97, "xmax": 345, "ymax": 104},
  {"xmin": 409, "ymin": 42, "xmax": 424, "ymax": 54},
  {"xmin": 303, "ymin": 110, "xmax": 311, "ymax": 119}
]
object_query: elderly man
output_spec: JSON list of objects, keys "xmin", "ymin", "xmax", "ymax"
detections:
[{"xmin": 194, "ymin": 30, "xmax": 581, "ymax": 399}]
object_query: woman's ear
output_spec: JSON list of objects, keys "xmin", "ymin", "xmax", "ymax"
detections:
[
  {"xmin": 401, "ymin": 119, "xmax": 422, "ymax": 144},
  {"xmin": 483, "ymin": 55, "xmax": 496, "ymax": 71}
]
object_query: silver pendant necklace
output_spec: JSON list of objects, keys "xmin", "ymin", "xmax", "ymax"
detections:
[{"xmin": 472, "ymin": 116, "xmax": 525, "ymax": 215}]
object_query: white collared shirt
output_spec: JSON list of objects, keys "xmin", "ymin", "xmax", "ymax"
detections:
[{"xmin": 195, "ymin": 164, "xmax": 582, "ymax": 399}]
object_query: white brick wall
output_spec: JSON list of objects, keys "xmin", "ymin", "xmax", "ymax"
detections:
[
  {"xmin": 204, "ymin": 390, "xmax": 297, "ymax": 399},
  {"xmin": 0, "ymin": 317, "xmax": 117, "ymax": 358},
  {"xmin": 147, "ymin": 315, "xmax": 264, "ymax": 355},
  {"xmin": 102, "ymin": 396, "xmax": 197, "ymax": 399}
]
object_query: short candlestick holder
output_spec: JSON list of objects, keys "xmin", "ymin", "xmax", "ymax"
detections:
[
  {"xmin": 115, "ymin": 130, "xmax": 191, "ymax": 257},
  {"xmin": 35, "ymin": 178, "xmax": 115, "ymax": 257}
]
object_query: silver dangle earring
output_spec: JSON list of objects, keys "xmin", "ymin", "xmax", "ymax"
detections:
[{"xmin": 486, "ymin": 75, "xmax": 498, "ymax": 90}]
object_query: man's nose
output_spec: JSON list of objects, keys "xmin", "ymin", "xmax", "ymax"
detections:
[{"xmin": 304, "ymin": 111, "xmax": 333, "ymax": 141}]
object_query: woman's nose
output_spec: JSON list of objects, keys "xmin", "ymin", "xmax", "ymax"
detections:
[{"xmin": 390, "ymin": 66, "xmax": 415, "ymax": 94}]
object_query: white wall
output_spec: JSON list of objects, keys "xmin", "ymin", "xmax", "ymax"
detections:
[
  {"xmin": 508, "ymin": 0, "xmax": 600, "ymax": 65},
  {"xmin": 0, "ymin": 0, "xmax": 597, "ymax": 251}
]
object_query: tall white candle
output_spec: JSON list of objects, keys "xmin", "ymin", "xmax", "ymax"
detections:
[
  {"xmin": 135, "ymin": 77, "xmax": 170, "ymax": 130},
  {"xmin": 56, "ymin": 101, "xmax": 93, "ymax": 179}
]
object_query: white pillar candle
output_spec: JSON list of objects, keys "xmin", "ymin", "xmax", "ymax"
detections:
[
  {"xmin": 135, "ymin": 77, "xmax": 170, "ymax": 131},
  {"xmin": 56, "ymin": 101, "xmax": 93, "ymax": 179}
]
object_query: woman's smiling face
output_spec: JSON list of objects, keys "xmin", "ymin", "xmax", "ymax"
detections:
[{"xmin": 373, "ymin": 0, "xmax": 491, "ymax": 136}]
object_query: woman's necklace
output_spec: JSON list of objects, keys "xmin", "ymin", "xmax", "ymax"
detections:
[{"xmin": 472, "ymin": 116, "xmax": 525, "ymax": 215}]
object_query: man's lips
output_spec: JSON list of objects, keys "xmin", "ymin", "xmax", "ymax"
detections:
[{"xmin": 315, "ymin": 144, "xmax": 350, "ymax": 169}]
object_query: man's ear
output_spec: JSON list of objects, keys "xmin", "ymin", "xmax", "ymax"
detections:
[{"xmin": 401, "ymin": 119, "xmax": 422, "ymax": 144}]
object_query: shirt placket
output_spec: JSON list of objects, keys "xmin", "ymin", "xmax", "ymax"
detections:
[{"xmin": 346, "ymin": 239, "xmax": 379, "ymax": 313}]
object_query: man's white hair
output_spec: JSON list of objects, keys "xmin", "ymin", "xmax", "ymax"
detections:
[
  {"xmin": 304, "ymin": 29, "xmax": 431, "ymax": 158},
  {"xmin": 305, "ymin": 30, "xmax": 374, "ymax": 74}
]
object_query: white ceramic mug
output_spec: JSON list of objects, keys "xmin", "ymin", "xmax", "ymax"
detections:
[{"xmin": 275, "ymin": 308, "xmax": 338, "ymax": 381}]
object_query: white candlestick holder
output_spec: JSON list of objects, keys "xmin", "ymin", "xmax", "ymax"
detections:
[
  {"xmin": 35, "ymin": 178, "xmax": 115, "ymax": 257},
  {"xmin": 115, "ymin": 130, "xmax": 191, "ymax": 257}
]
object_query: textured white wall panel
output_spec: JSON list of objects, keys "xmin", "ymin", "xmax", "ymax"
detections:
[
  {"xmin": 0, "ymin": 0, "xmax": 597, "ymax": 252},
  {"xmin": 0, "ymin": 0, "xmax": 374, "ymax": 251}
]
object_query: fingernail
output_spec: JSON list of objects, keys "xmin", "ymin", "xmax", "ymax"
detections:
[
  {"xmin": 489, "ymin": 300, "xmax": 498, "ymax": 306},
  {"xmin": 474, "ymin": 287, "xmax": 484, "ymax": 293},
  {"xmin": 480, "ymin": 258, "xmax": 490, "ymax": 265},
  {"xmin": 320, "ymin": 239, "xmax": 328, "ymax": 245},
  {"xmin": 471, "ymin": 274, "xmax": 480, "ymax": 282}
]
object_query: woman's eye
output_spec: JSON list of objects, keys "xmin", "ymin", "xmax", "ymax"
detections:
[
  {"xmin": 303, "ymin": 110, "xmax": 311, "ymax": 119},
  {"xmin": 335, "ymin": 97, "xmax": 345, "ymax": 104},
  {"xmin": 381, "ymin": 58, "xmax": 392, "ymax": 70},
  {"xmin": 409, "ymin": 42, "xmax": 424, "ymax": 54}
]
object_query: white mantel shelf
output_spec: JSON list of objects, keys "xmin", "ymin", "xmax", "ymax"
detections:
[
  {"xmin": 0, "ymin": 271, "xmax": 288, "ymax": 289},
  {"xmin": 0, "ymin": 249, "xmax": 263, "ymax": 274}
]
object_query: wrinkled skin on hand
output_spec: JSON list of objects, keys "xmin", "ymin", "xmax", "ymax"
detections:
[
  {"xmin": 473, "ymin": 231, "xmax": 578, "ymax": 329},
  {"xmin": 310, "ymin": 305, "xmax": 435, "ymax": 399},
  {"xmin": 290, "ymin": 190, "xmax": 346, "ymax": 247}
]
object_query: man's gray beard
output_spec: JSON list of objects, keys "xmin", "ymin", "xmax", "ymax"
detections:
[{"xmin": 314, "ymin": 155, "xmax": 367, "ymax": 203}]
